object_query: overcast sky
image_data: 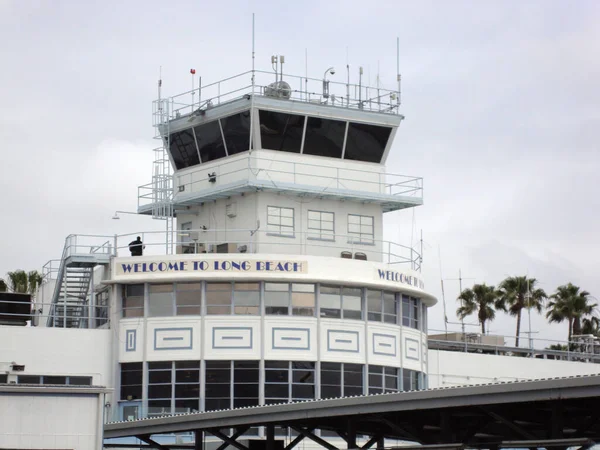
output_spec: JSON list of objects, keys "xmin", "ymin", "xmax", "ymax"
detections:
[{"xmin": 1, "ymin": 0, "xmax": 598, "ymax": 345}]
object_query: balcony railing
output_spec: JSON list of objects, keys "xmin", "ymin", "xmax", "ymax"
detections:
[{"xmin": 153, "ymin": 69, "xmax": 402, "ymax": 131}]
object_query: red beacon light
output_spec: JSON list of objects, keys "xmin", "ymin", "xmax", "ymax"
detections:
[{"xmin": 190, "ymin": 69, "xmax": 196, "ymax": 75}]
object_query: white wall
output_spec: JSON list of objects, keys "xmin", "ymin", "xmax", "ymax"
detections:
[
  {"xmin": 428, "ymin": 349, "xmax": 600, "ymax": 388},
  {"xmin": 0, "ymin": 389, "xmax": 104, "ymax": 450},
  {"xmin": 0, "ymin": 326, "xmax": 113, "ymax": 386}
]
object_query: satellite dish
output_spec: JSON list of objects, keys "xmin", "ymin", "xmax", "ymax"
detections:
[{"xmin": 264, "ymin": 81, "xmax": 292, "ymax": 100}]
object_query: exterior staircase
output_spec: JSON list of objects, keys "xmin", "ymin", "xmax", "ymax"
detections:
[{"xmin": 47, "ymin": 235, "xmax": 113, "ymax": 328}]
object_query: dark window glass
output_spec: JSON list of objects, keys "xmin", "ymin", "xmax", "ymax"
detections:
[
  {"xmin": 321, "ymin": 384, "xmax": 341, "ymax": 399},
  {"xmin": 176, "ymin": 370, "xmax": 200, "ymax": 383},
  {"xmin": 44, "ymin": 376, "xmax": 67, "ymax": 385},
  {"xmin": 0, "ymin": 374, "xmax": 7, "ymax": 383},
  {"xmin": 402, "ymin": 295, "xmax": 420, "ymax": 329},
  {"xmin": 120, "ymin": 363, "xmax": 143, "ymax": 400},
  {"xmin": 344, "ymin": 364, "xmax": 363, "ymax": 397},
  {"xmin": 149, "ymin": 370, "xmax": 172, "ymax": 384},
  {"xmin": 148, "ymin": 362, "xmax": 171, "ymax": 370},
  {"xmin": 259, "ymin": 110, "xmax": 305, "ymax": 153},
  {"xmin": 344, "ymin": 123, "xmax": 391, "ymax": 163},
  {"xmin": 303, "ymin": 117, "xmax": 345, "ymax": 158},
  {"xmin": 367, "ymin": 290, "xmax": 382, "ymax": 321},
  {"xmin": 234, "ymin": 361, "xmax": 259, "ymax": 407},
  {"xmin": 221, "ymin": 111, "xmax": 251, "ymax": 155},
  {"xmin": 265, "ymin": 360, "xmax": 289, "ymax": 369},
  {"xmin": 148, "ymin": 399, "xmax": 171, "ymax": 418},
  {"xmin": 321, "ymin": 362, "xmax": 341, "ymax": 398},
  {"xmin": 123, "ymin": 284, "xmax": 144, "ymax": 318},
  {"xmin": 169, "ymin": 129, "xmax": 199, "ymax": 169},
  {"xmin": 205, "ymin": 398, "xmax": 230, "ymax": 411},
  {"xmin": 383, "ymin": 291, "xmax": 397, "ymax": 324},
  {"xmin": 148, "ymin": 384, "xmax": 172, "ymax": 399},
  {"xmin": 18, "ymin": 375, "xmax": 41, "ymax": 384},
  {"xmin": 175, "ymin": 384, "xmax": 199, "ymax": 398},
  {"xmin": 206, "ymin": 360, "xmax": 231, "ymax": 411},
  {"xmin": 193, "ymin": 120, "xmax": 226, "ymax": 163},
  {"xmin": 403, "ymin": 369, "xmax": 420, "ymax": 391},
  {"xmin": 175, "ymin": 398, "xmax": 199, "ymax": 414},
  {"xmin": 265, "ymin": 383, "xmax": 289, "ymax": 398},
  {"xmin": 292, "ymin": 384, "xmax": 315, "ymax": 399},
  {"xmin": 266, "ymin": 369, "xmax": 288, "ymax": 383}
]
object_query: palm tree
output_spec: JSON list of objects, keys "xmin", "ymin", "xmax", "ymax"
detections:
[
  {"xmin": 0, "ymin": 279, "xmax": 6, "ymax": 292},
  {"xmin": 3, "ymin": 270, "xmax": 43, "ymax": 294},
  {"xmin": 498, "ymin": 276, "xmax": 547, "ymax": 347},
  {"xmin": 457, "ymin": 283, "xmax": 505, "ymax": 334},
  {"xmin": 546, "ymin": 283, "xmax": 597, "ymax": 342}
]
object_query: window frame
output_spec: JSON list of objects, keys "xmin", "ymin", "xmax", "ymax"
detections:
[
  {"xmin": 307, "ymin": 210, "xmax": 335, "ymax": 242},
  {"xmin": 267, "ymin": 206, "xmax": 295, "ymax": 238},
  {"xmin": 347, "ymin": 214, "xmax": 375, "ymax": 245}
]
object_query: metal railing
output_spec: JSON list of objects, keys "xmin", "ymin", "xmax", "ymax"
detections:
[
  {"xmin": 0, "ymin": 298, "xmax": 109, "ymax": 329},
  {"xmin": 137, "ymin": 154, "xmax": 423, "ymax": 210},
  {"xmin": 427, "ymin": 328, "xmax": 600, "ymax": 363},
  {"xmin": 153, "ymin": 69, "xmax": 401, "ymax": 131}
]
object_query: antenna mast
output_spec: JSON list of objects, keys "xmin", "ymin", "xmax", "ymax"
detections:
[
  {"xmin": 396, "ymin": 37, "xmax": 401, "ymax": 108},
  {"xmin": 251, "ymin": 13, "xmax": 255, "ymax": 88}
]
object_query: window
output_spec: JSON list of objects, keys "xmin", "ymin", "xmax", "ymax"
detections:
[
  {"xmin": 292, "ymin": 284, "xmax": 315, "ymax": 316},
  {"xmin": 148, "ymin": 284, "xmax": 174, "ymax": 317},
  {"xmin": 321, "ymin": 362, "xmax": 364, "ymax": 399},
  {"xmin": 120, "ymin": 363, "xmax": 143, "ymax": 400},
  {"xmin": 233, "ymin": 361, "xmax": 259, "ymax": 408},
  {"xmin": 303, "ymin": 117, "xmax": 346, "ymax": 158},
  {"xmin": 233, "ymin": 282, "xmax": 260, "ymax": 315},
  {"xmin": 95, "ymin": 289, "xmax": 109, "ymax": 327},
  {"xmin": 148, "ymin": 361, "xmax": 172, "ymax": 417},
  {"xmin": 265, "ymin": 361, "xmax": 315, "ymax": 404},
  {"xmin": 17, "ymin": 375, "xmax": 41, "ymax": 384},
  {"xmin": 320, "ymin": 285, "xmax": 363, "ymax": 320},
  {"xmin": 168, "ymin": 129, "xmax": 199, "ymax": 170},
  {"xmin": 265, "ymin": 283, "xmax": 289, "ymax": 315},
  {"xmin": 205, "ymin": 361, "xmax": 231, "ymax": 411},
  {"xmin": 175, "ymin": 361, "xmax": 200, "ymax": 414},
  {"xmin": 348, "ymin": 214, "xmax": 374, "ymax": 245},
  {"xmin": 267, "ymin": 206, "xmax": 295, "ymax": 237},
  {"xmin": 307, "ymin": 210, "xmax": 335, "ymax": 241},
  {"xmin": 193, "ymin": 120, "xmax": 227, "ymax": 163},
  {"xmin": 402, "ymin": 295, "xmax": 420, "ymax": 329},
  {"xmin": 122, "ymin": 284, "xmax": 144, "ymax": 318},
  {"xmin": 344, "ymin": 123, "xmax": 392, "ymax": 163},
  {"xmin": 403, "ymin": 369, "xmax": 421, "ymax": 391},
  {"xmin": 176, "ymin": 283, "xmax": 201, "ymax": 315},
  {"xmin": 367, "ymin": 291, "xmax": 398, "ymax": 324},
  {"xmin": 16, "ymin": 375, "xmax": 92, "ymax": 385},
  {"xmin": 221, "ymin": 111, "xmax": 251, "ymax": 155},
  {"xmin": 259, "ymin": 110, "xmax": 305, "ymax": 153},
  {"xmin": 0, "ymin": 374, "xmax": 7, "ymax": 383},
  {"xmin": 368, "ymin": 366, "xmax": 398, "ymax": 395},
  {"xmin": 206, "ymin": 283, "xmax": 232, "ymax": 315}
]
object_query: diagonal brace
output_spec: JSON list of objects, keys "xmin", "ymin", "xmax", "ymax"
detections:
[
  {"xmin": 290, "ymin": 426, "xmax": 339, "ymax": 450},
  {"xmin": 214, "ymin": 427, "xmax": 250, "ymax": 450},
  {"xmin": 285, "ymin": 428, "xmax": 313, "ymax": 450},
  {"xmin": 137, "ymin": 434, "xmax": 170, "ymax": 450},
  {"xmin": 208, "ymin": 428, "xmax": 250, "ymax": 450},
  {"xmin": 480, "ymin": 408, "xmax": 536, "ymax": 440}
]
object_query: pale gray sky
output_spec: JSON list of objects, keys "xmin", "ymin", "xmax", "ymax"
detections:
[{"xmin": 1, "ymin": 0, "xmax": 598, "ymax": 345}]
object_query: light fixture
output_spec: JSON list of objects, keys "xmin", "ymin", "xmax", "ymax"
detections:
[
  {"xmin": 112, "ymin": 213, "xmax": 120, "ymax": 220},
  {"xmin": 323, "ymin": 67, "xmax": 335, "ymax": 99}
]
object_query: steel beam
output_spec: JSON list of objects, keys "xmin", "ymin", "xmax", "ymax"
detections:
[
  {"xmin": 137, "ymin": 435, "xmax": 170, "ymax": 450},
  {"xmin": 290, "ymin": 426, "xmax": 339, "ymax": 450},
  {"xmin": 207, "ymin": 428, "xmax": 250, "ymax": 450}
]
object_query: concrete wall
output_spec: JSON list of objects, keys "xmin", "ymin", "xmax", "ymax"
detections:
[
  {"xmin": 428, "ymin": 349, "xmax": 600, "ymax": 388},
  {"xmin": 0, "ymin": 326, "xmax": 113, "ymax": 386},
  {"xmin": 0, "ymin": 388, "xmax": 105, "ymax": 450}
]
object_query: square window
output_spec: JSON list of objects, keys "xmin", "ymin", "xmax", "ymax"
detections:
[
  {"xmin": 348, "ymin": 214, "xmax": 374, "ymax": 244},
  {"xmin": 267, "ymin": 206, "xmax": 295, "ymax": 237},
  {"xmin": 307, "ymin": 211, "xmax": 335, "ymax": 241}
]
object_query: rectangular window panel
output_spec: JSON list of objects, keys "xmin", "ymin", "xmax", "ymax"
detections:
[
  {"xmin": 319, "ymin": 285, "xmax": 341, "ymax": 318},
  {"xmin": 176, "ymin": 283, "xmax": 201, "ymax": 316},
  {"xmin": 383, "ymin": 291, "xmax": 397, "ymax": 324},
  {"xmin": 368, "ymin": 365, "xmax": 383, "ymax": 395},
  {"xmin": 402, "ymin": 295, "xmax": 420, "ymax": 329},
  {"xmin": 265, "ymin": 283, "xmax": 290, "ymax": 315},
  {"xmin": 344, "ymin": 364, "xmax": 364, "ymax": 397},
  {"xmin": 307, "ymin": 210, "xmax": 335, "ymax": 241},
  {"xmin": 344, "ymin": 123, "xmax": 392, "ymax": 163},
  {"xmin": 193, "ymin": 120, "xmax": 227, "ymax": 163},
  {"xmin": 148, "ymin": 400, "xmax": 171, "ymax": 418},
  {"xmin": 221, "ymin": 111, "xmax": 251, "ymax": 155},
  {"xmin": 68, "ymin": 376, "xmax": 92, "ymax": 386},
  {"xmin": 342, "ymin": 287, "xmax": 362, "ymax": 320},
  {"xmin": 367, "ymin": 290, "xmax": 382, "ymax": 322},
  {"xmin": 321, "ymin": 362, "xmax": 341, "ymax": 399},
  {"xmin": 303, "ymin": 117, "xmax": 346, "ymax": 159},
  {"xmin": 267, "ymin": 206, "xmax": 295, "ymax": 237},
  {"xmin": 259, "ymin": 110, "xmax": 305, "ymax": 153},
  {"xmin": 205, "ymin": 360, "xmax": 231, "ymax": 411},
  {"xmin": 292, "ymin": 284, "xmax": 315, "ymax": 316},
  {"xmin": 233, "ymin": 361, "xmax": 259, "ymax": 408},
  {"xmin": 120, "ymin": 362, "xmax": 143, "ymax": 400},
  {"xmin": 18, "ymin": 375, "xmax": 41, "ymax": 384},
  {"xmin": 206, "ymin": 283, "xmax": 232, "ymax": 315},
  {"xmin": 233, "ymin": 282, "xmax": 260, "ymax": 315},
  {"xmin": 148, "ymin": 284, "xmax": 174, "ymax": 317},
  {"xmin": 347, "ymin": 214, "xmax": 374, "ymax": 245},
  {"xmin": 123, "ymin": 284, "xmax": 144, "ymax": 318},
  {"xmin": 169, "ymin": 129, "xmax": 199, "ymax": 170}
]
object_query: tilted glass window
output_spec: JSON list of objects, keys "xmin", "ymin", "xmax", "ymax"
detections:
[
  {"xmin": 307, "ymin": 210, "xmax": 335, "ymax": 241},
  {"xmin": 205, "ymin": 361, "xmax": 231, "ymax": 411},
  {"xmin": 348, "ymin": 214, "xmax": 374, "ymax": 245},
  {"xmin": 383, "ymin": 291, "xmax": 398, "ymax": 324},
  {"xmin": 344, "ymin": 123, "xmax": 392, "ymax": 163},
  {"xmin": 368, "ymin": 365, "xmax": 399, "ymax": 394},
  {"xmin": 122, "ymin": 284, "xmax": 144, "ymax": 318},
  {"xmin": 403, "ymin": 368, "xmax": 420, "ymax": 391},
  {"xmin": 292, "ymin": 283, "xmax": 315, "ymax": 316},
  {"xmin": 175, "ymin": 361, "xmax": 200, "ymax": 414},
  {"xmin": 176, "ymin": 283, "xmax": 201, "ymax": 316},
  {"xmin": 205, "ymin": 283, "xmax": 232, "ymax": 315},
  {"xmin": 267, "ymin": 206, "xmax": 295, "ymax": 237},
  {"xmin": 303, "ymin": 117, "xmax": 346, "ymax": 158},
  {"xmin": 342, "ymin": 287, "xmax": 362, "ymax": 320},
  {"xmin": 320, "ymin": 285, "xmax": 363, "ymax": 320},
  {"xmin": 148, "ymin": 284, "xmax": 174, "ymax": 317},
  {"xmin": 233, "ymin": 361, "xmax": 259, "ymax": 408},
  {"xmin": 264, "ymin": 283, "xmax": 290, "ymax": 315},
  {"xmin": 259, "ymin": 110, "xmax": 305, "ymax": 153},
  {"xmin": 233, "ymin": 282, "xmax": 260, "ymax": 315},
  {"xmin": 402, "ymin": 295, "xmax": 420, "ymax": 329},
  {"xmin": 168, "ymin": 129, "xmax": 199, "ymax": 170},
  {"xmin": 120, "ymin": 362, "xmax": 143, "ymax": 400},
  {"xmin": 221, "ymin": 111, "xmax": 251, "ymax": 155},
  {"xmin": 321, "ymin": 362, "xmax": 364, "ymax": 398},
  {"xmin": 193, "ymin": 120, "xmax": 226, "ymax": 163}
]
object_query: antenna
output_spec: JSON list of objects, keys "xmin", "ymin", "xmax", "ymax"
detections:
[
  {"xmin": 438, "ymin": 245, "xmax": 448, "ymax": 335},
  {"xmin": 346, "ymin": 47, "xmax": 350, "ymax": 106},
  {"xmin": 396, "ymin": 37, "xmax": 401, "ymax": 107},
  {"xmin": 358, "ymin": 66, "xmax": 363, "ymax": 109},
  {"xmin": 251, "ymin": 13, "xmax": 255, "ymax": 87},
  {"xmin": 190, "ymin": 68, "xmax": 196, "ymax": 111},
  {"xmin": 158, "ymin": 66, "xmax": 162, "ymax": 106},
  {"xmin": 305, "ymin": 48, "xmax": 308, "ymax": 102}
]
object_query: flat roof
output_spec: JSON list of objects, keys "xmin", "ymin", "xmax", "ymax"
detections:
[{"xmin": 105, "ymin": 374, "xmax": 600, "ymax": 447}]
